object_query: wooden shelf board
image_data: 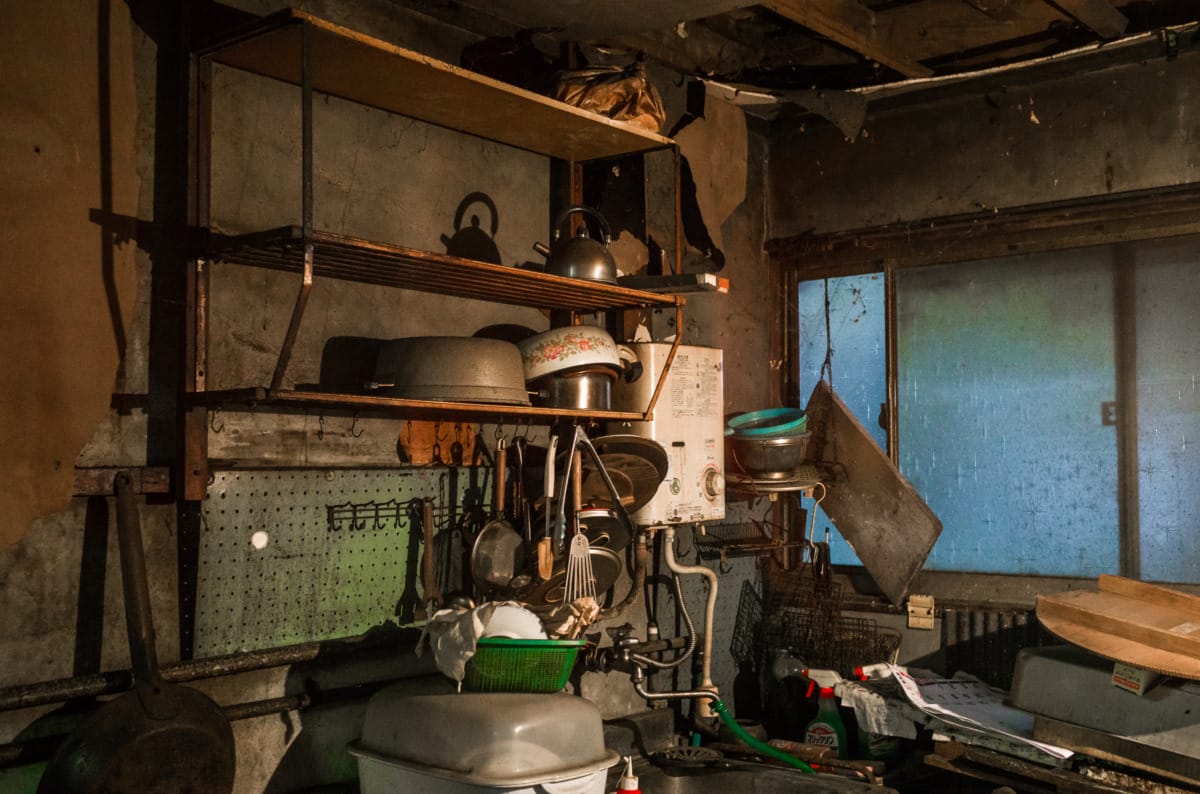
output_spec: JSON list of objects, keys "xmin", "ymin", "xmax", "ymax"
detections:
[
  {"xmin": 198, "ymin": 8, "xmax": 673, "ymax": 162},
  {"xmin": 203, "ymin": 226, "xmax": 682, "ymax": 312},
  {"xmin": 194, "ymin": 387, "xmax": 649, "ymax": 422}
]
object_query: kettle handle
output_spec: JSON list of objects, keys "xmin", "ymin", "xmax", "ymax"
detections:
[
  {"xmin": 552, "ymin": 204, "xmax": 611, "ymax": 244},
  {"xmin": 452, "ymin": 191, "xmax": 499, "ymax": 237}
]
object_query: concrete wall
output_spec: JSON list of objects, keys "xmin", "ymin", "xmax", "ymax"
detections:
[
  {"xmin": 0, "ymin": 1, "xmax": 774, "ymax": 791},
  {"xmin": 768, "ymin": 46, "xmax": 1200, "ymax": 237}
]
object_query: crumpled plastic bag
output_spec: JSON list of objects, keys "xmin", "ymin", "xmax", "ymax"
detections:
[
  {"xmin": 416, "ymin": 601, "xmax": 535, "ymax": 690},
  {"xmin": 552, "ymin": 61, "xmax": 666, "ymax": 133}
]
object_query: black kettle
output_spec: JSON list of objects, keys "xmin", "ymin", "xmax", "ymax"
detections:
[
  {"xmin": 535, "ymin": 205, "xmax": 618, "ymax": 284},
  {"xmin": 441, "ymin": 192, "xmax": 502, "ymax": 265}
]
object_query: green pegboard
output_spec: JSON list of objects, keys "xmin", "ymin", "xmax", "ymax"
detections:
[{"xmin": 196, "ymin": 468, "xmax": 486, "ymax": 656}]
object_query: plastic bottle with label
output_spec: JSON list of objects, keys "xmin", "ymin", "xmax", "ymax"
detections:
[{"xmin": 803, "ymin": 687, "xmax": 847, "ymax": 758}]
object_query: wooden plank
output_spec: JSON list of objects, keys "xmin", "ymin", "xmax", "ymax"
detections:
[
  {"xmin": 1037, "ymin": 589, "xmax": 1200, "ymax": 657},
  {"xmin": 73, "ymin": 467, "xmax": 171, "ymax": 496},
  {"xmin": 877, "ymin": 0, "xmax": 1069, "ymax": 62},
  {"xmin": 201, "ymin": 9, "xmax": 672, "ymax": 162},
  {"xmin": 804, "ymin": 380, "xmax": 942, "ymax": 604},
  {"xmin": 960, "ymin": 0, "xmax": 1021, "ymax": 22},
  {"xmin": 1051, "ymin": 0, "xmax": 1128, "ymax": 38},
  {"xmin": 766, "ymin": 0, "xmax": 934, "ymax": 77},
  {"xmin": 767, "ymin": 182, "xmax": 1200, "ymax": 278},
  {"xmin": 1098, "ymin": 574, "xmax": 1200, "ymax": 614}
]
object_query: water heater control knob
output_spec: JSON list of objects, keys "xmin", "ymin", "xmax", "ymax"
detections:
[{"xmin": 702, "ymin": 467, "xmax": 725, "ymax": 500}]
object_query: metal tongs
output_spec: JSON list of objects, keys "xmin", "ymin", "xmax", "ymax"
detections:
[{"xmin": 550, "ymin": 425, "xmax": 637, "ymax": 553}]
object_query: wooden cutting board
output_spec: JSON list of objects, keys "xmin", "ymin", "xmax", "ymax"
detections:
[{"xmin": 1037, "ymin": 575, "xmax": 1200, "ymax": 680}]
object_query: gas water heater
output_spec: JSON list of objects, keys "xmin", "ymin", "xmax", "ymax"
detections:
[{"xmin": 611, "ymin": 343, "xmax": 725, "ymax": 525}]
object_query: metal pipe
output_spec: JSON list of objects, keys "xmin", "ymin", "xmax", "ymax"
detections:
[
  {"xmin": 631, "ymin": 573, "xmax": 695, "ymax": 670},
  {"xmin": 0, "ymin": 632, "xmax": 410, "ymax": 713},
  {"xmin": 661, "ymin": 526, "xmax": 718, "ymax": 717}
]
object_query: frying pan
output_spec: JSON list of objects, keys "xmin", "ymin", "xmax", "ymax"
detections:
[{"xmin": 39, "ymin": 473, "xmax": 235, "ymax": 794}]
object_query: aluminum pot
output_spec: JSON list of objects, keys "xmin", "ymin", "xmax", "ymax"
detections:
[
  {"xmin": 517, "ymin": 325, "xmax": 638, "ymax": 382},
  {"xmin": 371, "ymin": 336, "xmax": 529, "ymax": 405},
  {"xmin": 530, "ymin": 367, "xmax": 614, "ymax": 410}
]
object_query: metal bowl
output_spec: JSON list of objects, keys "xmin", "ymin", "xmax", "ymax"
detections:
[{"xmin": 728, "ymin": 432, "xmax": 812, "ymax": 480}]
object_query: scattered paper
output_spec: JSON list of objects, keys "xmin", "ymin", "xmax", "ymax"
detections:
[{"xmin": 887, "ymin": 665, "xmax": 1073, "ymax": 759}]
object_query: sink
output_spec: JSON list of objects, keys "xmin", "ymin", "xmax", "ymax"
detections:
[{"xmin": 630, "ymin": 760, "xmax": 897, "ymax": 794}]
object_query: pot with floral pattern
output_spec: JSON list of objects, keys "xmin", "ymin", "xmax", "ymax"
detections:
[{"xmin": 517, "ymin": 325, "xmax": 639, "ymax": 383}]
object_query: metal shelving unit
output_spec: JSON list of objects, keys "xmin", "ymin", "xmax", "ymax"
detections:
[{"xmin": 186, "ymin": 9, "xmax": 689, "ymax": 496}]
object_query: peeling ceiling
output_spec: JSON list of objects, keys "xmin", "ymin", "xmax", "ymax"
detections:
[{"xmin": 404, "ymin": 0, "xmax": 1200, "ymax": 95}]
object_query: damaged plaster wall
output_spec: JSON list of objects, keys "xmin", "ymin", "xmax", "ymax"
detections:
[
  {"xmin": 768, "ymin": 46, "xmax": 1200, "ymax": 236},
  {"xmin": 0, "ymin": 0, "xmax": 139, "ymax": 549},
  {"xmin": 0, "ymin": 1, "xmax": 775, "ymax": 792}
]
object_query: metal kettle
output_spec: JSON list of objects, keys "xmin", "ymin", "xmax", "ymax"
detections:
[{"xmin": 535, "ymin": 205, "xmax": 618, "ymax": 284}]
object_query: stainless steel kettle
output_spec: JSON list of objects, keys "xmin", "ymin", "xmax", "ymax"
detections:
[{"xmin": 536, "ymin": 205, "xmax": 618, "ymax": 284}]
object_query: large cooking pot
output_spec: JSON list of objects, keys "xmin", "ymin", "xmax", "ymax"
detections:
[
  {"xmin": 371, "ymin": 336, "xmax": 529, "ymax": 405},
  {"xmin": 538, "ymin": 205, "xmax": 618, "ymax": 284},
  {"xmin": 517, "ymin": 325, "xmax": 639, "ymax": 383}
]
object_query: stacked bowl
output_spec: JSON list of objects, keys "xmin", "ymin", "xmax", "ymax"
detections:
[{"xmin": 725, "ymin": 407, "xmax": 810, "ymax": 480}]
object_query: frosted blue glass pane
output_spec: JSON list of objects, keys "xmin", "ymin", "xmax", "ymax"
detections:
[
  {"xmin": 798, "ymin": 275, "xmax": 886, "ymax": 565},
  {"xmin": 1135, "ymin": 238, "xmax": 1200, "ymax": 583},
  {"xmin": 897, "ymin": 251, "xmax": 1119, "ymax": 575}
]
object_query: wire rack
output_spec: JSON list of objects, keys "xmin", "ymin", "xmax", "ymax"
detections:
[
  {"xmin": 730, "ymin": 580, "xmax": 764, "ymax": 666},
  {"xmin": 695, "ymin": 520, "xmax": 807, "ymax": 561},
  {"xmin": 759, "ymin": 565, "xmax": 901, "ymax": 676}
]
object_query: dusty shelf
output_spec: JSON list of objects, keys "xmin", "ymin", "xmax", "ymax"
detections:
[
  {"xmin": 202, "ymin": 226, "xmax": 682, "ymax": 313},
  {"xmin": 196, "ymin": 7, "xmax": 674, "ymax": 162},
  {"xmin": 192, "ymin": 387, "xmax": 649, "ymax": 423}
]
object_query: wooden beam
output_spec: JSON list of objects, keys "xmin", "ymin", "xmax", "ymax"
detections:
[
  {"xmin": 766, "ymin": 183, "xmax": 1200, "ymax": 279},
  {"xmin": 766, "ymin": 0, "xmax": 934, "ymax": 77},
  {"xmin": 1049, "ymin": 0, "xmax": 1128, "ymax": 38},
  {"xmin": 960, "ymin": 0, "xmax": 1021, "ymax": 22}
]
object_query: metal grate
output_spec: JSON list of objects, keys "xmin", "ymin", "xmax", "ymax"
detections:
[
  {"xmin": 730, "ymin": 580, "xmax": 763, "ymax": 666},
  {"xmin": 760, "ymin": 565, "xmax": 900, "ymax": 675},
  {"xmin": 203, "ymin": 226, "xmax": 680, "ymax": 312}
]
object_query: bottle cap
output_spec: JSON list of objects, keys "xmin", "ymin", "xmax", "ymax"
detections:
[
  {"xmin": 818, "ymin": 686, "xmax": 835, "ymax": 698},
  {"xmin": 616, "ymin": 755, "xmax": 640, "ymax": 793}
]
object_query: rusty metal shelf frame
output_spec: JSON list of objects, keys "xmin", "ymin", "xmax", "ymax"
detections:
[
  {"xmin": 190, "ymin": 387, "xmax": 652, "ymax": 423},
  {"xmin": 188, "ymin": 8, "xmax": 689, "ymax": 491}
]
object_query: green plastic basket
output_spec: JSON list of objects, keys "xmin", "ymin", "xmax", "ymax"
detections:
[{"xmin": 463, "ymin": 638, "xmax": 586, "ymax": 693}]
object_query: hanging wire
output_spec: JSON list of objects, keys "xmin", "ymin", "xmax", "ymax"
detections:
[{"xmin": 820, "ymin": 277, "xmax": 834, "ymax": 387}]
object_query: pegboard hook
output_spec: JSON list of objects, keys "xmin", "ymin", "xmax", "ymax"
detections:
[
  {"xmin": 349, "ymin": 411, "xmax": 365, "ymax": 438},
  {"xmin": 317, "ymin": 414, "xmax": 326, "ymax": 441},
  {"xmin": 209, "ymin": 408, "xmax": 225, "ymax": 434}
]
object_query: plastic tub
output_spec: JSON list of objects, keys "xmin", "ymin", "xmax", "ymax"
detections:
[
  {"xmin": 350, "ymin": 690, "xmax": 618, "ymax": 794},
  {"xmin": 726, "ymin": 408, "xmax": 807, "ymax": 437}
]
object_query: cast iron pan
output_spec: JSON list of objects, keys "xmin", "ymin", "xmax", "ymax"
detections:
[{"xmin": 39, "ymin": 473, "xmax": 235, "ymax": 794}]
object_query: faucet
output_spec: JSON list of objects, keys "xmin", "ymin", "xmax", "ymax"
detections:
[{"xmin": 597, "ymin": 525, "xmax": 719, "ymax": 718}]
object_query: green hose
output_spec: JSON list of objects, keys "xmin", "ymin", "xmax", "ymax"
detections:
[{"xmin": 710, "ymin": 699, "xmax": 815, "ymax": 773}]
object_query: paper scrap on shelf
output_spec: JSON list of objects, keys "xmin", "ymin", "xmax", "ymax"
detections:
[{"xmin": 887, "ymin": 665, "xmax": 1073, "ymax": 759}]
